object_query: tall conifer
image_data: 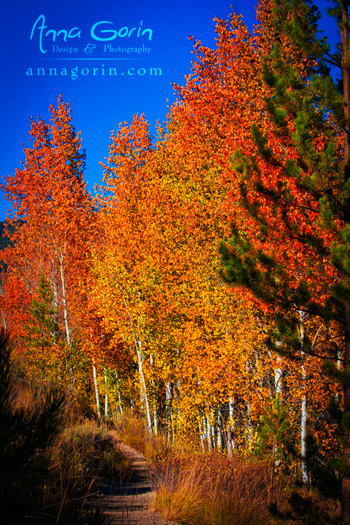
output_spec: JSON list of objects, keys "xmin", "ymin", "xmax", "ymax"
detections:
[{"xmin": 220, "ymin": 0, "xmax": 350, "ymax": 520}]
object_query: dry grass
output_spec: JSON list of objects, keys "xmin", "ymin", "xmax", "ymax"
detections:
[
  {"xmin": 54, "ymin": 420, "xmax": 131, "ymax": 481},
  {"xmin": 114, "ymin": 412, "xmax": 285, "ymax": 523},
  {"xmin": 114, "ymin": 410, "xmax": 148, "ymax": 454},
  {"xmin": 41, "ymin": 420, "xmax": 131, "ymax": 522},
  {"xmin": 115, "ymin": 411, "xmax": 175, "ymax": 464},
  {"xmin": 8, "ymin": 382, "xmax": 41, "ymax": 412},
  {"xmin": 151, "ymin": 452, "xmax": 285, "ymax": 524},
  {"xmin": 109, "ymin": 412, "xmax": 342, "ymax": 524},
  {"xmin": 1, "ymin": 413, "xmax": 131, "ymax": 524}
]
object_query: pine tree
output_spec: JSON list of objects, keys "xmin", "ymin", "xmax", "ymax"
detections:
[
  {"xmin": 220, "ymin": 0, "xmax": 350, "ymax": 521},
  {"xmin": 0, "ymin": 329, "xmax": 64, "ymax": 521},
  {"xmin": 257, "ymin": 394, "xmax": 295, "ymax": 472},
  {"xmin": 25, "ymin": 272, "xmax": 59, "ymax": 352}
]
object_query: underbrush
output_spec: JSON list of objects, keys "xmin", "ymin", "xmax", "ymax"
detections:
[
  {"xmin": 115, "ymin": 412, "xmax": 281, "ymax": 523},
  {"xmin": 114, "ymin": 409, "xmax": 148, "ymax": 454},
  {"xmin": 42, "ymin": 420, "xmax": 131, "ymax": 523},
  {"xmin": 115, "ymin": 411, "xmax": 341, "ymax": 524},
  {"xmin": 1, "ymin": 386, "xmax": 130, "ymax": 522},
  {"xmin": 151, "ymin": 452, "xmax": 285, "ymax": 524},
  {"xmin": 55, "ymin": 420, "xmax": 130, "ymax": 482},
  {"xmin": 0, "ymin": 327, "xmax": 134, "ymax": 524},
  {"xmin": 114, "ymin": 410, "xmax": 173, "ymax": 463},
  {"xmin": 151, "ymin": 451, "xmax": 341, "ymax": 524},
  {"xmin": 1, "ymin": 409, "xmax": 131, "ymax": 524}
]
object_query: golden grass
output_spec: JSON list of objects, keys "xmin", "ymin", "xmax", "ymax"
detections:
[
  {"xmin": 113, "ymin": 412, "xmax": 341, "ymax": 524},
  {"xmin": 151, "ymin": 452, "xmax": 283, "ymax": 524},
  {"xmin": 114, "ymin": 410, "xmax": 148, "ymax": 454}
]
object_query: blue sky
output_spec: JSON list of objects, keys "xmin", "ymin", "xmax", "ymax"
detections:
[{"xmin": 0, "ymin": 0, "xmax": 338, "ymax": 221}]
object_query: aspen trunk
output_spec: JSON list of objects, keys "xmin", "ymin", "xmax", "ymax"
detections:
[
  {"xmin": 217, "ymin": 406, "xmax": 223, "ymax": 451},
  {"xmin": 136, "ymin": 341, "xmax": 153, "ymax": 435},
  {"xmin": 246, "ymin": 401, "xmax": 252, "ymax": 447},
  {"xmin": 59, "ymin": 257, "xmax": 75, "ymax": 389},
  {"xmin": 59, "ymin": 257, "xmax": 70, "ymax": 348},
  {"xmin": 301, "ymin": 387, "xmax": 308, "ymax": 483},
  {"xmin": 274, "ymin": 357, "xmax": 283, "ymax": 397},
  {"xmin": 202, "ymin": 414, "xmax": 208, "ymax": 451},
  {"xmin": 153, "ymin": 397, "xmax": 158, "ymax": 436},
  {"xmin": 104, "ymin": 368, "xmax": 108, "ymax": 419},
  {"xmin": 114, "ymin": 369, "xmax": 123, "ymax": 415},
  {"xmin": 92, "ymin": 363, "xmax": 101, "ymax": 418},
  {"xmin": 52, "ymin": 265, "xmax": 59, "ymax": 321},
  {"xmin": 211, "ymin": 420, "xmax": 216, "ymax": 449},
  {"xmin": 120, "ymin": 289, "xmax": 152, "ymax": 435},
  {"xmin": 199, "ymin": 419, "xmax": 205, "ymax": 452},
  {"xmin": 244, "ymin": 362, "xmax": 253, "ymax": 447},
  {"xmin": 206, "ymin": 413, "xmax": 212, "ymax": 451},
  {"xmin": 299, "ymin": 310, "xmax": 309, "ymax": 485},
  {"xmin": 171, "ymin": 408, "xmax": 175, "ymax": 445},
  {"xmin": 272, "ymin": 355, "xmax": 283, "ymax": 470},
  {"xmin": 150, "ymin": 354, "xmax": 158, "ymax": 436},
  {"xmin": 165, "ymin": 381, "xmax": 173, "ymax": 441},
  {"xmin": 226, "ymin": 397, "xmax": 235, "ymax": 456}
]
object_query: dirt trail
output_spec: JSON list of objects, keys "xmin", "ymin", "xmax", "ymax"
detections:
[{"xmin": 91, "ymin": 438, "xmax": 176, "ymax": 525}]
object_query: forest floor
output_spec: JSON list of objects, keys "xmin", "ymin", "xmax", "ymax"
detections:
[{"xmin": 90, "ymin": 434, "xmax": 176, "ymax": 525}]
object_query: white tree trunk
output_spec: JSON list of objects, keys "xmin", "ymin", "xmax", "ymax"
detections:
[
  {"xmin": 299, "ymin": 310, "xmax": 309, "ymax": 485},
  {"xmin": 227, "ymin": 397, "xmax": 235, "ymax": 456},
  {"xmin": 104, "ymin": 368, "xmax": 108, "ymax": 419},
  {"xmin": 153, "ymin": 401, "xmax": 158, "ymax": 436},
  {"xmin": 59, "ymin": 254, "xmax": 76, "ymax": 388},
  {"xmin": 211, "ymin": 420, "xmax": 216, "ymax": 449},
  {"xmin": 114, "ymin": 369, "xmax": 123, "ymax": 415},
  {"xmin": 217, "ymin": 406, "xmax": 223, "ymax": 450},
  {"xmin": 93, "ymin": 363, "xmax": 101, "ymax": 417},
  {"xmin": 199, "ymin": 419, "xmax": 205, "ymax": 452},
  {"xmin": 246, "ymin": 401, "xmax": 252, "ymax": 447},
  {"xmin": 206, "ymin": 413, "xmax": 212, "ymax": 451},
  {"xmin": 272, "ymin": 352, "xmax": 284, "ymax": 471},
  {"xmin": 165, "ymin": 382, "xmax": 173, "ymax": 429},
  {"xmin": 245, "ymin": 362, "xmax": 253, "ymax": 446},
  {"xmin": 274, "ymin": 357, "xmax": 283, "ymax": 397},
  {"xmin": 120, "ymin": 289, "xmax": 152, "ymax": 435},
  {"xmin": 59, "ymin": 257, "xmax": 70, "ymax": 347},
  {"xmin": 201, "ymin": 414, "xmax": 207, "ymax": 451},
  {"xmin": 301, "ymin": 386, "xmax": 308, "ymax": 483},
  {"xmin": 137, "ymin": 342, "xmax": 153, "ymax": 435},
  {"xmin": 52, "ymin": 264, "xmax": 59, "ymax": 316},
  {"xmin": 150, "ymin": 354, "xmax": 158, "ymax": 435}
]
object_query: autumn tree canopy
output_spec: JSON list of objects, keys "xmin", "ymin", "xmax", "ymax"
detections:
[{"xmin": 1, "ymin": 1, "xmax": 349, "ymax": 521}]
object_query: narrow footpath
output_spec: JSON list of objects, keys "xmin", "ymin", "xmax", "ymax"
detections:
[{"xmin": 91, "ymin": 438, "xmax": 176, "ymax": 525}]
